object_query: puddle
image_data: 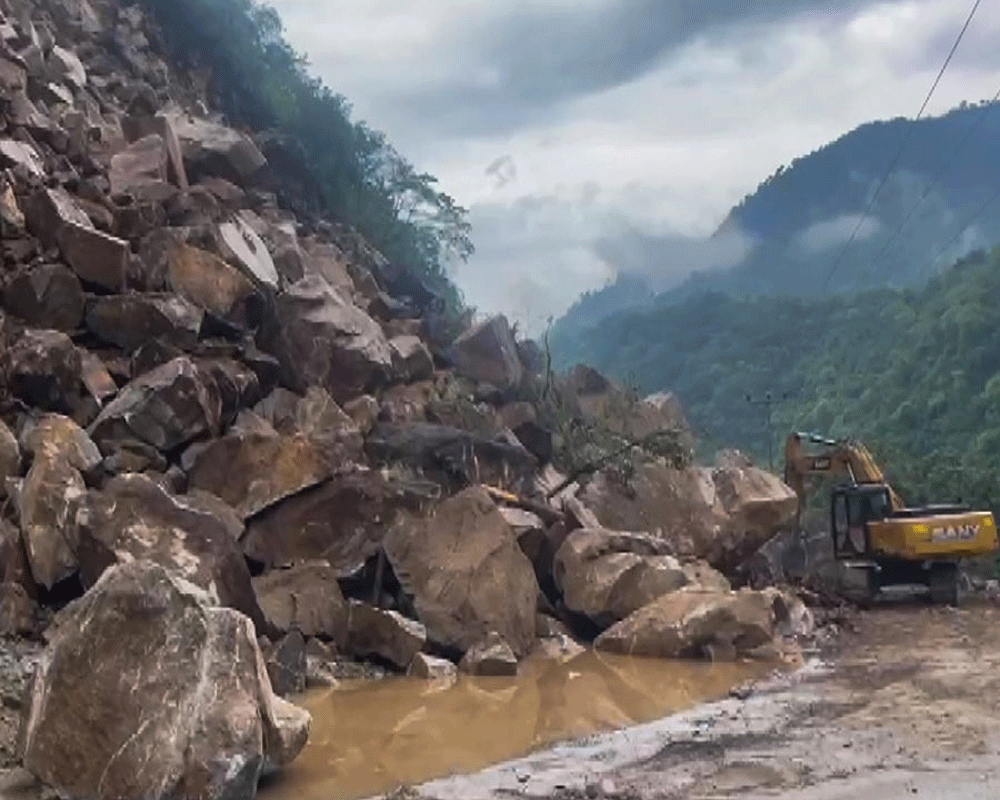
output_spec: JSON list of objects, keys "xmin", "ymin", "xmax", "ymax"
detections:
[{"xmin": 259, "ymin": 649, "xmax": 775, "ymax": 800}]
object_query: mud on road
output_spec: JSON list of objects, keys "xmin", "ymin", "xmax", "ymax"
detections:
[{"xmin": 415, "ymin": 596, "xmax": 1000, "ymax": 800}]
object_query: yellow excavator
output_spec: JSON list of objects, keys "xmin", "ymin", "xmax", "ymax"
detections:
[{"xmin": 783, "ymin": 432, "xmax": 998, "ymax": 605}]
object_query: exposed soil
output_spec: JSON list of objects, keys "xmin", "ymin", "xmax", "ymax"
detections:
[{"xmin": 413, "ymin": 592, "xmax": 1000, "ymax": 800}]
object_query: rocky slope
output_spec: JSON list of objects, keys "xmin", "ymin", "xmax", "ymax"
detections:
[{"xmin": 0, "ymin": 1, "xmax": 807, "ymax": 798}]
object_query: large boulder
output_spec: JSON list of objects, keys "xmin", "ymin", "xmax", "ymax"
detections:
[
  {"xmin": 109, "ymin": 133, "xmax": 175, "ymax": 201},
  {"xmin": 166, "ymin": 113, "xmax": 268, "ymax": 182},
  {"xmin": 261, "ymin": 386, "xmax": 364, "ymax": 471},
  {"xmin": 345, "ymin": 600, "xmax": 426, "ymax": 669},
  {"xmin": 260, "ymin": 274, "xmax": 392, "ymax": 403},
  {"xmin": 2, "ymin": 264, "xmax": 85, "ymax": 333},
  {"xmin": 88, "ymin": 357, "xmax": 222, "ymax": 454},
  {"xmin": 242, "ymin": 470, "xmax": 438, "ymax": 576},
  {"xmin": 0, "ymin": 420, "xmax": 21, "ymax": 492},
  {"xmin": 252, "ymin": 562, "xmax": 348, "ymax": 646},
  {"xmin": 185, "ymin": 431, "xmax": 329, "ymax": 519},
  {"xmin": 166, "ymin": 242, "xmax": 259, "ymax": 328},
  {"xmin": 553, "ymin": 528, "xmax": 692, "ymax": 628},
  {"xmin": 448, "ymin": 315, "xmax": 523, "ymax": 390},
  {"xmin": 577, "ymin": 461, "xmax": 796, "ymax": 576},
  {"xmin": 459, "ymin": 631, "xmax": 518, "ymax": 677},
  {"xmin": 86, "ymin": 293, "xmax": 203, "ymax": 354},
  {"xmin": 4, "ymin": 329, "xmax": 81, "ymax": 411},
  {"xmin": 20, "ymin": 560, "xmax": 310, "ymax": 799},
  {"xmin": 593, "ymin": 587, "xmax": 780, "ymax": 660},
  {"xmin": 382, "ymin": 486, "xmax": 539, "ymax": 658},
  {"xmin": 73, "ymin": 474, "xmax": 267, "ymax": 634}
]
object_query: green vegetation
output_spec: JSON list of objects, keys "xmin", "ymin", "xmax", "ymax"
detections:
[
  {"xmin": 139, "ymin": 0, "xmax": 472, "ymax": 325},
  {"xmin": 551, "ymin": 247, "xmax": 1000, "ymax": 513}
]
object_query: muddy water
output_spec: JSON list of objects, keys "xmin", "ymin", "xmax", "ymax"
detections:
[{"xmin": 260, "ymin": 650, "xmax": 774, "ymax": 800}]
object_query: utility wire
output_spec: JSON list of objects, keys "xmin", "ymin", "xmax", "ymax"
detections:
[
  {"xmin": 852, "ymin": 88, "xmax": 1000, "ymax": 293},
  {"xmin": 821, "ymin": 0, "xmax": 983, "ymax": 291}
]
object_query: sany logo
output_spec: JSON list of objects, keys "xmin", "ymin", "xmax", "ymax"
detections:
[{"xmin": 930, "ymin": 524, "xmax": 980, "ymax": 542}]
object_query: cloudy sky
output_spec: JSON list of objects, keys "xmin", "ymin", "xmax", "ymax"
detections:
[{"xmin": 269, "ymin": 0, "xmax": 1000, "ymax": 333}]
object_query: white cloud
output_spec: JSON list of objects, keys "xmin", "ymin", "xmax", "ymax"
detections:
[
  {"xmin": 797, "ymin": 215, "xmax": 883, "ymax": 253},
  {"xmin": 268, "ymin": 0, "xmax": 1000, "ymax": 334}
]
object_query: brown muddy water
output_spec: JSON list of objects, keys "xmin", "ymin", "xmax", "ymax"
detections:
[{"xmin": 259, "ymin": 649, "xmax": 776, "ymax": 800}]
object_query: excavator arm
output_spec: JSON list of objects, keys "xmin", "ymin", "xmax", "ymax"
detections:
[{"xmin": 783, "ymin": 432, "xmax": 906, "ymax": 519}]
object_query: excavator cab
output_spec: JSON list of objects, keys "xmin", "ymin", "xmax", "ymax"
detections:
[{"xmin": 830, "ymin": 483, "xmax": 893, "ymax": 559}]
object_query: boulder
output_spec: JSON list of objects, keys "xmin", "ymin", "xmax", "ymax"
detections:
[
  {"xmin": 2, "ymin": 264, "xmax": 84, "ymax": 333},
  {"xmin": 459, "ymin": 631, "xmax": 518, "ymax": 677},
  {"xmin": 167, "ymin": 113, "xmax": 268, "ymax": 181},
  {"xmin": 79, "ymin": 350, "xmax": 119, "ymax": 406},
  {"xmin": 19, "ymin": 413, "xmax": 102, "ymax": 479},
  {"xmin": 86, "ymin": 293, "xmax": 203, "ymax": 353},
  {"xmin": 389, "ymin": 335, "xmax": 434, "ymax": 382},
  {"xmin": 185, "ymin": 432, "xmax": 329, "ymax": 519},
  {"xmin": 263, "ymin": 630, "xmax": 307, "ymax": 697},
  {"xmin": 0, "ymin": 421, "xmax": 21, "ymax": 493},
  {"xmin": 366, "ymin": 421, "xmax": 537, "ymax": 492},
  {"xmin": 594, "ymin": 587, "xmax": 779, "ymax": 660},
  {"xmin": 346, "ymin": 600, "xmax": 426, "ymax": 669},
  {"xmin": 0, "ymin": 581, "xmax": 38, "ymax": 636},
  {"xmin": 382, "ymin": 486, "xmax": 539, "ymax": 658},
  {"xmin": 343, "ymin": 395, "xmax": 379, "ymax": 434},
  {"xmin": 57, "ymin": 221, "xmax": 129, "ymax": 292},
  {"xmin": 261, "ymin": 273, "xmax": 392, "ymax": 403},
  {"xmin": 217, "ymin": 213, "xmax": 280, "ymax": 290},
  {"xmin": 287, "ymin": 386, "xmax": 364, "ymax": 470},
  {"xmin": 73, "ymin": 473, "xmax": 267, "ymax": 634},
  {"xmin": 47, "ymin": 45, "xmax": 86, "ymax": 88},
  {"xmin": 553, "ymin": 528, "xmax": 691, "ymax": 628},
  {"xmin": 24, "ymin": 187, "xmax": 91, "ymax": 251},
  {"xmin": 20, "ymin": 561, "xmax": 310, "ymax": 800},
  {"xmin": 109, "ymin": 133, "xmax": 174, "ymax": 201},
  {"xmin": 15, "ymin": 455, "xmax": 85, "ymax": 589},
  {"xmin": 121, "ymin": 113, "xmax": 189, "ymax": 189},
  {"xmin": 251, "ymin": 562, "xmax": 349, "ymax": 646},
  {"xmin": 407, "ymin": 653, "xmax": 458, "ymax": 683},
  {"xmin": 301, "ymin": 239, "xmax": 353, "ymax": 294},
  {"xmin": 449, "ymin": 315, "xmax": 524, "ymax": 390},
  {"xmin": 166, "ymin": 242, "xmax": 258, "ymax": 327},
  {"xmin": 242, "ymin": 471, "xmax": 438, "ymax": 576},
  {"xmin": 577, "ymin": 461, "xmax": 796, "ymax": 576},
  {"xmin": 0, "ymin": 139, "xmax": 45, "ymax": 178},
  {"xmin": 4, "ymin": 329, "xmax": 81, "ymax": 411},
  {"xmin": 88, "ymin": 357, "xmax": 221, "ymax": 454}
]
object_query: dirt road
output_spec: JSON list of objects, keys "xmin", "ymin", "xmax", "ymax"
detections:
[{"xmin": 413, "ymin": 595, "xmax": 1000, "ymax": 800}]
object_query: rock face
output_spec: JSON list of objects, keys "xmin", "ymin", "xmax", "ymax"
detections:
[
  {"xmin": 578, "ymin": 462, "xmax": 797, "ymax": 575},
  {"xmin": 20, "ymin": 561, "xmax": 310, "ymax": 800},
  {"xmin": 593, "ymin": 587, "xmax": 780, "ymax": 660},
  {"xmin": 73, "ymin": 474, "xmax": 267, "ymax": 634},
  {"xmin": 553, "ymin": 528, "xmax": 692, "ymax": 628},
  {"xmin": 383, "ymin": 486, "xmax": 539, "ymax": 658}
]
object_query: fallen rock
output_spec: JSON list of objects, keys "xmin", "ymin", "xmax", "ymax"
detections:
[
  {"xmin": 389, "ymin": 335, "xmax": 434, "ymax": 382},
  {"xmin": 346, "ymin": 600, "xmax": 426, "ymax": 669},
  {"xmin": 383, "ymin": 486, "xmax": 539, "ymax": 658},
  {"xmin": 449, "ymin": 315, "xmax": 524, "ymax": 390},
  {"xmin": 166, "ymin": 241, "xmax": 258, "ymax": 327},
  {"xmin": 262, "ymin": 273, "xmax": 392, "ymax": 403},
  {"xmin": 0, "ymin": 518, "xmax": 32, "ymax": 595},
  {"xmin": 121, "ymin": 113, "xmax": 189, "ymax": 189},
  {"xmin": 15, "ymin": 454, "xmax": 85, "ymax": 590},
  {"xmin": 3, "ymin": 264, "xmax": 84, "ymax": 333},
  {"xmin": 0, "ymin": 582, "xmax": 38, "ymax": 636},
  {"xmin": 185, "ymin": 431, "xmax": 329, "ymax": 519},
  {"xmin": 88, "ymin": 357, "xmax": 221, "ymax": 453},
  {"xmin": 252, "ymin": 562, "xmax": 348, "ymax": 646},
  {"xmin": 263, "ymin": 630, "xmax": 307, "ymax": 697},
  {"xmin": 0, "ymin": 421, "xmax": 21, "ymax": 493},
  {"xmin": 19, "ymin": 413, "xmax": 102, "ymax": 479},
  {"xmin": 343, "ymin": 395, "xmax": 379, "ymax": 434},
  {"xmin": 578, "ymin": 461, "xmax": 796, "ymax": 576},
  {"xmin": 5, "ymin": 329, "xmax": 81, "ymax": 411},
  {"xmin": 57, "ymin": 221, "xmax": 129, "ymax": 292},
  {"xmin": 594, "ymin": 587, "xmax": 779, "ymax": 660},
  {"xmin": 20, "ymin": 560, "xmax": 310, "ymax": 799},
  {"xmin": 366, "ymin": 421, "xmax": 537, "ymax": 492},
  {"xmin": 407, "ymin": 652, "xmax": 458, "ymax": 683},
  {"xmin": 73, "ymin": 473, "xmax": 267, "ymax": 634},
  {"xmin": 459, "ymin": 631, "xmax": 518, "ymax": 677},
  {"xmin": 167, "ymin": 112, "xmax": 268, "ymax": 181},
  {"xmin": 288, "ymin": 386, "xmax": 364, "ymax": 470},
  {"xmin": 0, "ymin": 139, "xmax": 45, "ymax": 178},
  {"xmin": 553, "ymin": 528, "xmax": 692, "ymax": 628},
  {"xmin": 86, "ymin": 293, "xmax": 203, "ymax": 353},
  {"xmin": 23, "ymin": 187, "xmax": 91, "ymax": 251},
  {"xmin": 242, "ymin": 471, "xmax": 438, "ymax": 576}
]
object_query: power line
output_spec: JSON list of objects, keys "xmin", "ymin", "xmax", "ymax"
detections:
[
  {"xmin": 852, "ymin": 89, "xmax": 1000, "ymax": 293},
  {"xmin": 821, "ymin": 0, "xmax": 983, "ymax": 292}
]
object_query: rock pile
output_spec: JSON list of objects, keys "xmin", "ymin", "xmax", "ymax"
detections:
[{"xmin": 0, "ymin": 0, "xmax": 807, "ymax": 797}]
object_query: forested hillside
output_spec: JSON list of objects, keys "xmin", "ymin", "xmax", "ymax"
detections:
[
  {"xmin": 550, "ymin": 247, "xmax": 1000, "ymax": 512},
  {"xmin": 553, "ymin": 100, "xmax": 1000, "ymax": 342}
]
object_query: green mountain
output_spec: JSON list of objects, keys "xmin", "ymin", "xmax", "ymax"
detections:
[
  {"xmin": 553, "ymin": 100, "xmax": 1000, "ymax": 343},
  {"xmin": 550, "ymin": 246, "xmax": 1000, "ymax": 512}
]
